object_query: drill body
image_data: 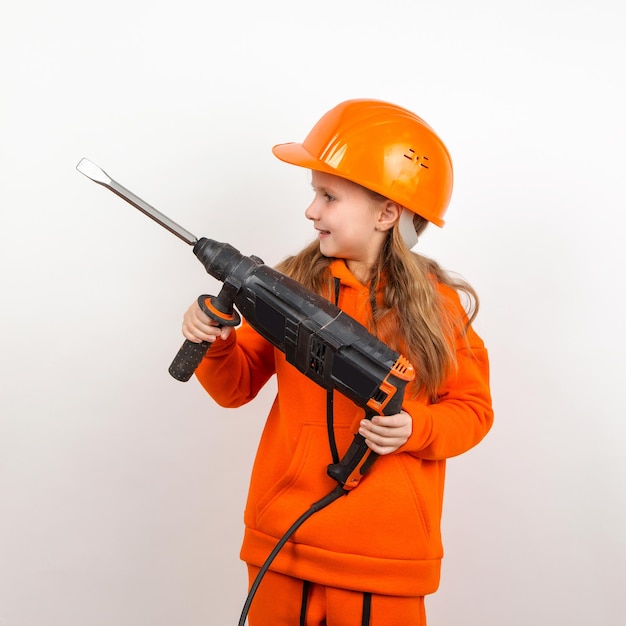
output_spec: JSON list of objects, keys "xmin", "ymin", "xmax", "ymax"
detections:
[{"xmin": 170, "ymin": 237, "xmax": 415, "ymax": 490}]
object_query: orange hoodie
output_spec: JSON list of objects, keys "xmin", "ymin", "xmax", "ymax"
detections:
[{"xmin": 195, "ymin": 259, "xmax": 493, "ymax": 596}]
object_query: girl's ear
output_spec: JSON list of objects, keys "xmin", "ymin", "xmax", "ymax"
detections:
[{"xmin": 377, "ymin": 200, "xmax": 402, "ymax": 232}]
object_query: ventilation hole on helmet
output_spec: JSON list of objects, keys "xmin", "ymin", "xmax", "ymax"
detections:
[{"xmin": 403, "ymin": 150, "xmax": 430, "ymax": 168}]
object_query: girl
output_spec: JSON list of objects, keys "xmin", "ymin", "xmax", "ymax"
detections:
[{"xmin": 182, "ymin": 99, "xmax": 494, "ymax": 625}]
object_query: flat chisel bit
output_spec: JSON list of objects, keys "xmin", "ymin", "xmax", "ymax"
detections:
[{"xmin": 76, "ymin": 158, "xmax": 198, "ymax": 246}]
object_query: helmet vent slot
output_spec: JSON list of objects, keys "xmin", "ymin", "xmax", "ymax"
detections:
[{"xmin": 403, "ymin": 149, "xmax": 429, "ymax": 169}]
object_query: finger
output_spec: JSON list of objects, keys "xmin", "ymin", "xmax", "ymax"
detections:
[
  {"xmin": 182, "ymin": 318, "xmax": 224, "ymax": 343},
  {"xmin": 360, "ymin": 419, "xmax": 408, "ymax": 438},
  {"xmin": 362, "ymin": 436, "xmax": 400, "ymax": 456},
  {"xmin": 371, "ymin": 413, "xmax": 411, "ymax": 428},
  {"xmin": 360, "ymin": 427, "xmax": 402, "ymax": 447},
  {"xmin": 185, "ymin": 327, "xmax": 223, "ymax": 343}
]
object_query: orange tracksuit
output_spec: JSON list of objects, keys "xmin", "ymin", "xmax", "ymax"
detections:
[{"xmin": 195, "ymin": 259, "xmax": 493, "ymax": 621}]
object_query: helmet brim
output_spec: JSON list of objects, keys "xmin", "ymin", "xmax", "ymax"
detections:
[{"xmin": 272, "ymin": 142, "xmax": 338, "ymax": 176}]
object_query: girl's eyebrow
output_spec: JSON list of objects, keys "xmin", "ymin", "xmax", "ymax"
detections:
[{"xmin": 312, "ymin": 183, "xmax": 338, "ymax": 195}]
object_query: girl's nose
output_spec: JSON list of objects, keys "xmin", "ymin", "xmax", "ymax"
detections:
[{"xmin": 305, "ymin": 199, "xmax": 318, "ymax": 221}]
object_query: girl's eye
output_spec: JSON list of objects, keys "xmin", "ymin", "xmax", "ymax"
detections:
[{"xmin": 311, "ymin": 187, "xmax": 336, "ymax": 202}]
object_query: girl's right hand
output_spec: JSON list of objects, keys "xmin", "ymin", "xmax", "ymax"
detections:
[{"xmin": 182, "ymin": 301, "xmax": 233, "ymax": 344}]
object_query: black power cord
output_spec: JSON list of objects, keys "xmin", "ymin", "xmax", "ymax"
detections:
[{"xmin": 237, "ymin": 484, "xmax": 347, "ymax": 626}]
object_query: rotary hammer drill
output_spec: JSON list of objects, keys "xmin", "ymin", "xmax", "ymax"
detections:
[{"xmin": 76, "ymin": 158, "xmax": 415, "ymax": 491}]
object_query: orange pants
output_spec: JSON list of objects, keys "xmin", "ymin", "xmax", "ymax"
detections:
[{"xmin": 246, "ymin": 566, "xmax": 426, "ymax": 626}]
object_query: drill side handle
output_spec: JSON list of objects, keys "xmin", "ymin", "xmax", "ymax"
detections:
[
  {"xmin": 169, "ymin": 292, "xmax": 241, "ymax": 382},
  {"xmin": 169, "ymin": 339, "xmax": 212, "ymax": 381}
]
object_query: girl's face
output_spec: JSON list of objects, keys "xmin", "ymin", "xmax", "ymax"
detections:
[{"xmin": 306, "ymin": 171, "xmax": 399, "ymax": 282}]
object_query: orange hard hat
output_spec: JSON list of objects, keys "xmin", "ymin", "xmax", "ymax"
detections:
[{"xmin": 272, "ymin": 99, "xmax": 453, "ymax": 226}]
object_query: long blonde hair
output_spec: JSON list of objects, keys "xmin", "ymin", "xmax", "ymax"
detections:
[{"xmin": 276, "ymin": 212, "xmax": 478, "ymax": 401}]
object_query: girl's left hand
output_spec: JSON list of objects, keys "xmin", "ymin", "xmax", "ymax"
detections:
[{"xmin": 358, "ymin": 411, "xmax": 413, "ymax": 455}]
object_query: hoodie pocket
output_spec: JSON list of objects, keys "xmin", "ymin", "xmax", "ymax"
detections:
[
  {"xmin": 259, "ymin": 451, "xmax": 441, "ymax": 561},
  {"xmin": 253, "ymin": 422, "xmax": 342, "ymax": 534},
  {"xmin": 397, "ymin": 455, "xmax": 432, "ymax": 537}
]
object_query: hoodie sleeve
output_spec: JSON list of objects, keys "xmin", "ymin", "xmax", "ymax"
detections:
[
  {"xmin": 400, "ymin": 289, "xmax": 494, "ymax": 460},
  {"xmin": 193, "ymin": 320, "xmax": 276, "ymax": 408}
]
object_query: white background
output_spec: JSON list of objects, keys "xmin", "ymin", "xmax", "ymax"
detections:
[{"xmin": 1, "ymin": 1, "xmax": 625, "ymax": 624}]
